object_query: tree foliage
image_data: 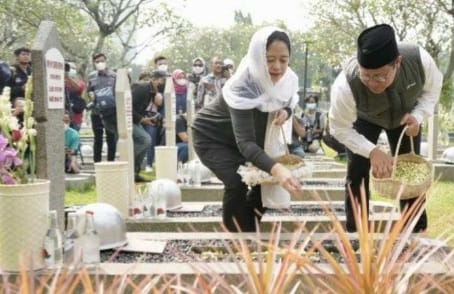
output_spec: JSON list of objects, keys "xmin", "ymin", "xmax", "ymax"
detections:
[
  {"xmin": 308, "ymin": 0, "xmax": 454, "ymax": 109},
  {"xmin": 0, "ymin": 0, "xmax": 186, "ymax": 75}
]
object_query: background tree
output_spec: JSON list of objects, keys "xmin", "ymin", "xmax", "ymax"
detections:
[
  {"xmin": 308, "ymin": 0, "xmax": 454, "ymax": 109},
  {"xmin": 0, "ymin": 0, "xmax": 186, "ymax": 76}
]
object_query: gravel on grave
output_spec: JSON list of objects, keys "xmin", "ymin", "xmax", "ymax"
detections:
[
  {"xmin": 166, "ymin": 204, "xmax": 345, "ymax": 218},
  {"xmin": 100, "ymin": 238, "xmax": 356, "ymax": 264}
]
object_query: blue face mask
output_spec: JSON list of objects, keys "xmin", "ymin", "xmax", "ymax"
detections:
[{"xmin": 306, "ymin": 103, "xmax": 317, "ymax": 110}]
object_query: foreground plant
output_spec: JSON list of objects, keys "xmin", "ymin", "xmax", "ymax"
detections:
[
  {"xmin": 176, "ymin": 185, "xmax": 453, "ymax": 293},
  {"xmin": 295, "ymin": 186, "xmax": 454, "ymax": 293},
  {"xmin": 1, "ymin": 186, "xmax": 452, "ymax": 292}
]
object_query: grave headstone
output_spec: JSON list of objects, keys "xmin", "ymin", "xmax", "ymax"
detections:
[
  {"xmin": 114, "ymin": 68, "xmax": 135, "ymax": 208},
  {"xmin": 164, "ymin": 77, "xmax": 176, "ymax": 146},
  {"xmin": 186, "ymin": 82, "xmax": 196, "ymax": 161},
  {"xmin": 427, "ymin": 104, "xmax": 439, "ymax": 160},
  {"xmin": 154, "ymin": 77, "xmax": 177, "ymax": 181},
  {"xmin": 32, "ymin": 20, "xmax": 65, "ymax": 227}
]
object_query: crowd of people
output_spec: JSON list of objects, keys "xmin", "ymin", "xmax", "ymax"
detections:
[{"xmin": 0, "ymin": 23, "xmax": 442, "ymax": 234}]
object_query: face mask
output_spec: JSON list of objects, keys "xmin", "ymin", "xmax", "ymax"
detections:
[
  {"xmin": 95, "ymin": 62, "xmax": 106, "ymax": 71},
  {"xmin": 158, "ymin": 64, "xmax": 168, "ymax": 72},
  {"xmin": 175, "ymin": 79, "xmax": 187, "ymax": 86},
  {"xmin": 306, "ymin": 103, "xmax": 317, "ymax": 110},
  {"xmin": 69, "ymin": 68, "xmax": 77, "ymax": 78},
  {"xmin": 192, "ymin": 66, "xmax": 204, "ymax": 74}
]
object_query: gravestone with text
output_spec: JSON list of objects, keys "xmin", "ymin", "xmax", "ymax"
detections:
[
  {"xmin": 32, "ymin": 21, "xmax": 65, "ymax": 227},
  {"xmin": 115, "ymin": 68, "xmax": 135, "ymax": 208},
  {"xmin": 164, "ymin": 77, "xmax": 176, "ymax": 146},
  {"xmin": 186, "ymin": 83, "xmax": 196, "ymax": 161},
  {"xmin": 154, "ymin": 77, "xmax": 177, "ymax": 181}
]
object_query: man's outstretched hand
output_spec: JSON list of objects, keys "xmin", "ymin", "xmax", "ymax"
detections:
[{"xmin": 370, "ymin": 147, "xmax": 393, "ymax": 178}]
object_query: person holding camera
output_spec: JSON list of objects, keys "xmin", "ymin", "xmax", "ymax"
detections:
[{"xmin": 131, "ymin": 71, "xmax": 166, "ymax": 182}]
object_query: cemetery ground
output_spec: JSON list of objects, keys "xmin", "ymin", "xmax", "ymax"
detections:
[
  {"xmin": 65, "ymin": 178, "xmax": 454, "ymax": 246},
  {"xmin": 65, "ymin": 138, "xmax": 454, "ymax": 247}
]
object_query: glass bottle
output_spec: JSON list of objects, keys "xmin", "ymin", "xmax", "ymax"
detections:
[
  {"xmin": 192, "ymin": 160, "xmax": 202, "ymax": 187},
  {"xmin": 43, "ymin": 210, "xmax": 63, "ymax": 268},
  {"xmin": 64, "ymin": 212, "xmax": 82, "ymax": 264},
  {"xmin": 81, "ymin": 211, "xmax": 100, "ymax": 264},
  {"xmin": 153, "ymin": 182, "xmax": 167, "ymax": 219}
]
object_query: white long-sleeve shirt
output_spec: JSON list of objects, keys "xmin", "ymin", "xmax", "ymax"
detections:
[{"xmin": 329, "ymin": 46, "xmax": 443, "ymax": 158}]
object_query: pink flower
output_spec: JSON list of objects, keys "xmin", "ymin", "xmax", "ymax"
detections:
[
  {"xmin": 1, "ymin": 172, "xmax": 15, "ymax": 185},
  {"xmin": 0, "ymin": 134, "xmax": 7, "ymax": 150},
  {"xmin": 0, "ymin": 147, "xmax": 22, "ymax": 167}
]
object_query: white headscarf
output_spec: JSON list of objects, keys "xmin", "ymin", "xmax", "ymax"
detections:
[{"xmin": 223, "ymin": 26, "xmax": 299, "ymax": 112}]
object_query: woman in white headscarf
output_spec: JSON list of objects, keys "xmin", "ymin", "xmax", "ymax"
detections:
[{"xmin": 192, "ymin": 27, "xmax": 302, "ymax": 232}]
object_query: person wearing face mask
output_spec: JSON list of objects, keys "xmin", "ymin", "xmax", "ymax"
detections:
[
  {"xmin": 172, "ymin": 69, "xmax": 188, "ymax": 114},
  {"xmin": 130, "ymin": 71, "xmax": 167, "ymax": 182},
  {"xmin": 196, "ymin": 56, "xmax": 227, "ymax": 110},
  {"xmin": 87, "ymin": 52, "xmax": 117, "ymax": 162},
  {"xmin": 63, "ymin": 113, "xmax": 81, "ymax": 174},
  {"xmin": 298, "ymin": 95, "xmax": 324, "ymax": 154},
  {"xmin": 187, "ymin": 57, "xmax": 206, "ymax": 99},
  {"xmin": 329, "ymin": 24, "xmax": 442, "ymax": 233},
  {"xmin": 154, "ymin": 55, "xmax": 169, "ymax": 76}
]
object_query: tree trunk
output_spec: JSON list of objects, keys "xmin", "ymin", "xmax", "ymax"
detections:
[{"xmin": 93, "ymin": 34, "xmax": 106, "ymax": 56}]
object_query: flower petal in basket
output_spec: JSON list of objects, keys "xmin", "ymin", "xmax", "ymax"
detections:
[
  {"xmin": 372, "ymin": 153, "xmax": 432, "ymax": 200},
  {"xmin": 237, "ymin": 155, "xmax": 309, "ymax": 186}
]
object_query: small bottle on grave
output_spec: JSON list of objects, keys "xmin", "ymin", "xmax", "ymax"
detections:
[
  {"xmin": 43, "ymin": 210, "xmax": 63, "ymax": 268},
  {"xmin": 64, "ymin": 212, "xmax": 82, "ymax": 264},
  {"xmin": 81, "ymin": 211, "xmax": 101, "ymax": 264}
]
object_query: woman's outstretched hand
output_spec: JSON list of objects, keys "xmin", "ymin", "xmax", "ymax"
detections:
[{"xmin": 270, "ymin": 163, "xmax": 302, "ymax": 195}]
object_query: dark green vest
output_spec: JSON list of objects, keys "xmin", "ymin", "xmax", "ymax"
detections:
[{"xmin": 344, "ymin": 43, "xmax": 425, "ymax": 129}]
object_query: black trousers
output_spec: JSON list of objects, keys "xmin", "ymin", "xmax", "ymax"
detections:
[
  {"xmin": 91, "ymin": 113, "xmax": 116, "ymax": 162},
  {"xmin": 345, "ymin": 118, "xmax": 427, "ymax": 233},
  {"xmin": 193, "ymin": 130, "xmax": 265, "ymax": 232}
]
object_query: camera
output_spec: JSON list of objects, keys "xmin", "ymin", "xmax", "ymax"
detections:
[
  {"xmin": 221, "ymin": 64, "xmax": 233, "ymax": 71},
  {"xmin": 145, "ymin": 111, "xmax": 163, "ymax": 126}
]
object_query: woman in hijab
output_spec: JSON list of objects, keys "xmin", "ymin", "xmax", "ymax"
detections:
[
  {"xmin": 172, "ymin": 69, "xmax": 188, "ymax": 114},
  {"xmin": 187, "ymin": 57, "xmax": 206, "ymax": 99},
  {"xmin": 192, "ymin": 27, "xmax": 302, "ymax": 232}
]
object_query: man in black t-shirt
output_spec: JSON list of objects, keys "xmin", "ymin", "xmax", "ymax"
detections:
[{"xmin": 131, "ymin": 71, "xmax": 166, "ymax": 182}]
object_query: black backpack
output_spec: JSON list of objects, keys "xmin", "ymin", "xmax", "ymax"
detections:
[{"xmin": 70, "ymin": 94, "xmax": 87, "ymax": 114}]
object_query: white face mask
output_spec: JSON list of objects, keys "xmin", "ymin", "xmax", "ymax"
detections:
[
  {"xmin": 175, "ymin": 79, "xmax": 187, "ymax": 86},
  {"xmin": 192, "ymin": 66, "xmax": 204, "ymax": 74},
  {"xmin": 158, "ymin": 64, "xmax": 168, "ymax": 72},
  {"xmin": 95, "ymin": 62, "xmax": 106, "ymax": 71},
  {"xmin": 306, "ymin": 103, "xmax": 317, "ymax": 110},
  {"xmin": 69, "ymin": 68, "xmax": 77, "ymax": 78}
]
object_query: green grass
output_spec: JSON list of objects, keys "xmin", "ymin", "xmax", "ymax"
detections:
[
  {"xmin": 65, "ymin": 184, "xmax": 96, "ymax": 206},
  {"xmin": 371, "ymin": 181, "xmax": 454, "ymax": 246},
  {"xmin": 425, "ymin": 181, "xmax": 454, "ymax": 243}
]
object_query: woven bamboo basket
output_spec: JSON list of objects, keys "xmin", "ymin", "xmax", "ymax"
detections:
[{"xmin": 372, "ymin": 126, "xmax": 432, "ymax": 200}]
